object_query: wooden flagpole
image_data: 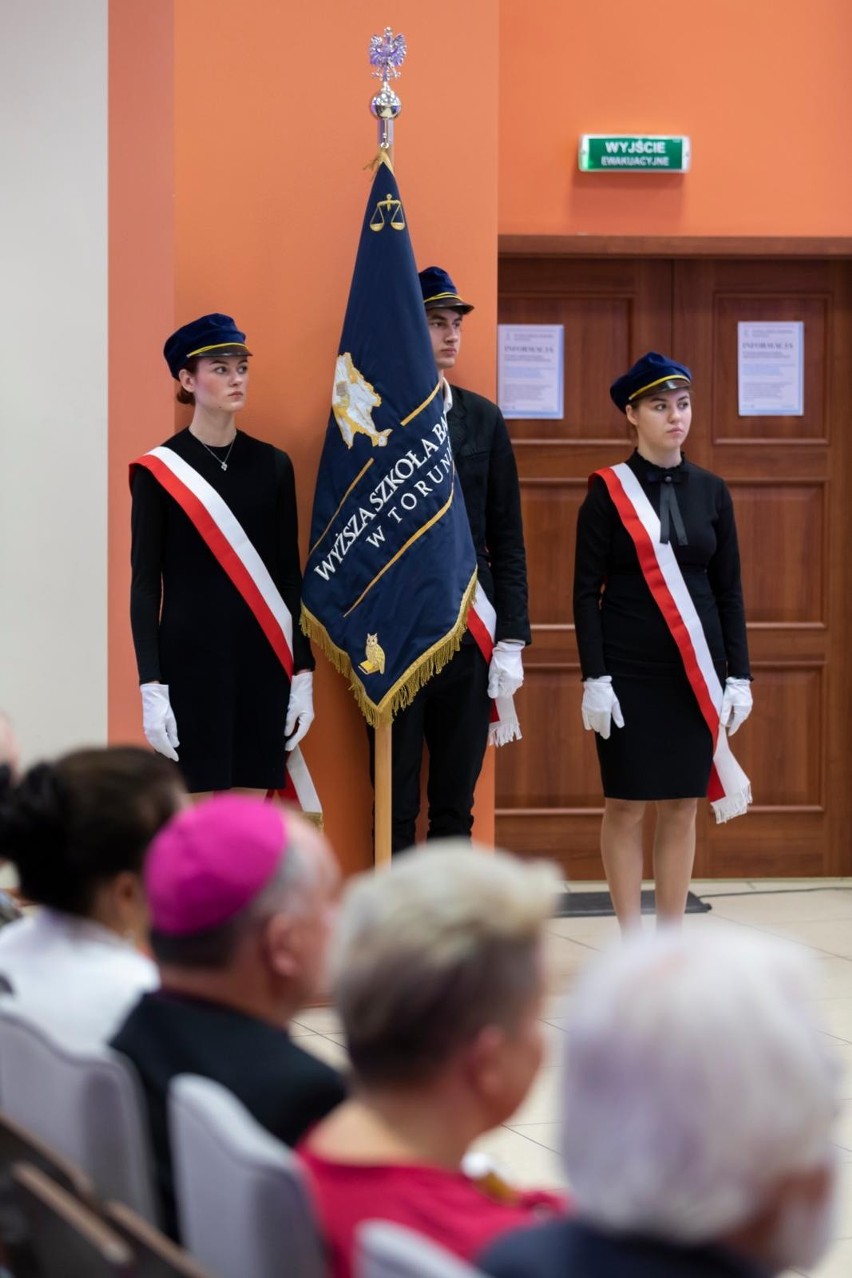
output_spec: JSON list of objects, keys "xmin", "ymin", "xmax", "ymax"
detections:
[
  {"xmin": 374, "ymin": 724, "xmax": 393, "ymax": 867},
  {"xmin": 369, "ymin": 28, "xmax": 404, "ymax": 870}
]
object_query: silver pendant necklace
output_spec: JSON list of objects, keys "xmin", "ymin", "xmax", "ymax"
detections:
[{"xmin": 193, "ymin": 431, "xmax": 237, "ymax": 471}]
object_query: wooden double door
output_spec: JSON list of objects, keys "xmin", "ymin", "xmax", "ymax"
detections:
[{"xmin": 496, "ymin": 254, "xmax": 852, "ymax": 879}]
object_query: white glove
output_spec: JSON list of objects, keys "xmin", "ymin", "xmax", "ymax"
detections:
[
  {"xmin": 285, "ymin": 671, "xmax": 315, "ymax": 751},
  {"xmin": 581, "ymin": 676, "xmax": 625, "ymax": 740},
  {"xmin": 720, "ymin": 677, "xmax": 752, "ymax": 736},
  {"xmin": 487, "ymin": 640, "xmax": 525, "ymax": 699},
  {"xmin": 140, "ymin": 683, "xmax": 179, "ymax": 761}
]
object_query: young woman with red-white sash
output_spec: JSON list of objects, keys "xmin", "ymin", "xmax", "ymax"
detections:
[
  {"xmin": 573, "ymin": 353, "xmax": 752, "ymax": 930},
  {"xmin": 130, "ymin": 314, "xmax": 316, "ymax": 799}
]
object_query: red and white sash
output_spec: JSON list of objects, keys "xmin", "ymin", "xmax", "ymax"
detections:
[
  {"xmin": 131, "ymin": 446, "xmax": 321, "ymax": 817},
  {"xmin": 467, "ymin": 584, "xmax": 521, "ymax": 747},
  {"xmin": 595, "ymin": 462, "xmax": 751, "ymax": 824}
]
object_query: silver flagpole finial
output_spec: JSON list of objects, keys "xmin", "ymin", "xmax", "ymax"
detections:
[{"xmin": 369, "ymin": 27, "xmax": 406, "ymax": 155}]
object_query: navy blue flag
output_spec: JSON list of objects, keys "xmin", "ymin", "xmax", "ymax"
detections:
[{"xmin": 301, "ymin": 156, "xmax": 477, "ymax": 726}]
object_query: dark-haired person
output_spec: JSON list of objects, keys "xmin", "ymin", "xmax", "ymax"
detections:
[
  {"xmin": 111, "ymin": 795, "xmax": 345, "ymax": 1238},
  {"xmin": 0, "ymin": 746, "xmax": 186, "ymax": 1043},
  {"xmin": 130, "ymin": 313, "xmax": 315, "ymax": 795},
  {"xmin": 573, "ymin": 353, "xmax": 752, "ymax": 930}
]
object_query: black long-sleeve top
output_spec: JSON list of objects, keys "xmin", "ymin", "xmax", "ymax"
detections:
[
  {"xmin": 130, "ymin": 428, "xmax": 313, "ymax": 684},
  {"xmin": 449, "ymin": 384, "xmax": 531, "ymax": 644},
  {"xmin": 573, "ymin": 451, "xmax": 750, "ymax": 682}
]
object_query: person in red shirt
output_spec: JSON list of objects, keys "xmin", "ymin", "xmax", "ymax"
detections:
[{"xmin": 297, "ymin": 842, "xmax": 566, "ymax": 1276}]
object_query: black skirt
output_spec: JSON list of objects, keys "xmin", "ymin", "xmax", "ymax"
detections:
[{"xmin": 596, "ymin": 668, "xmax": 714, "ymax": 800}]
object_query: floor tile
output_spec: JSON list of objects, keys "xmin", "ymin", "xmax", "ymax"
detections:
[
  {"xmin": 470, "ymin": 1126, "xmax": 565, "ymax": 1189},
  {"xmin": 813, "ymin": 999, "xmax": 852, "ymax": 1044},
  {"xmin": 797, "ymin": 1237, "xmax": 852, "ymax": 1277},
  {"xmin": 301, "ymin": 1034, "xmax": 350, "ymax": 1070},
  {"xmin": 691, "ymin": 880, "xmax": 760, "ymax": 895},
  {"xmin": 293, "ymin": 1006, "xmax": 342, "ymax": 1035},
  {"xmin": 510, "ymin": 1068, "xmax": 559, "ymax": 1125},
  {"xmin": 506, "ymin": 1121, "xmax": 562, "ymax": 1154},
  {"xmin": 544, "ymin": 915, "xmax": 622, "ymax": 948},
  {"xmin": 734, "ymin": 918, "xmax": 852, "ymax": 961},
  {"xmin": 821, "ymin": 1037, "xmax": 852, "ymax": 1099},
  {"xmin": 706, "ymin": 890, "xmax": 852, "ymax": 926},
  {"xmin": 831, "ymin": 1099, "xmax": 852, "ymax": 1156},
  {"xmin": 287, "ymin": 1022, "xmax": 319, "ymax": 1038},
  {"xmin": 811, "ymin": 959, "xmax": 852, "ymax": 1002}
]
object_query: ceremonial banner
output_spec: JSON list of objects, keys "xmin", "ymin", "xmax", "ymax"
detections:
[{"xmin": 301, "ymin": 157, "xmax": 477, "ymax": 726}]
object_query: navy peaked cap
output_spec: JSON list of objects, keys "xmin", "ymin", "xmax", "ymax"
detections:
[
  {"xmin": 610, "ymin": 351, "xmax": 692, "ymax": 412},
  {"xmin": 418, "ymin": 266, "xmax": 474, "ymax": 314},
  {"xmin": 163, "ymin": 313, "xmax": 251, "ymax": 379}
]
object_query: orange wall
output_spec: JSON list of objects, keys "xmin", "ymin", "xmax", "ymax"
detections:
[
  {"xmin": 108, "ymin": 1, "xmax": 175, "ymax": 743},
  {"xmin": 110, "ymin": 1, "xmax": 499, "ymax": 873},
  {"xmin": 499, "ymin": 0, "xmax": 852, "ymax": 236}
]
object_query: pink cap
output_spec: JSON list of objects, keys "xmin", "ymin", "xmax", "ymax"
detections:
[{"xmin": 145, "ymin": 795, "xmax": 287, "ymax": 936}]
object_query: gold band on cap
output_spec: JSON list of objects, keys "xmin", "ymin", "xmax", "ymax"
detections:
[
  {"xmin": 187, "ymin": 341, "xmax": 250, "ymax": 357},
  {"xmin": 424, "ymin": 291, "xmax": 465, "ymax": 305},
  {"xmin": 628, "ymin": 373, "xmax": 691, "ymax": 402}
]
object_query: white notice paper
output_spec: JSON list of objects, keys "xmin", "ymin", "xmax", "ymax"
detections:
[
  {"xmin": 737, "ymin": 321, "xmax": 804, "ymax": 416},
  {"xmin": 497, "ymin": 324, "xmax": 564, "ymax": 419}
]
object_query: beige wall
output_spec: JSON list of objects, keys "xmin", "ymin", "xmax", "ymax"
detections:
[{"xmin": 0, "ymin": 1, "xmax": 108, "ymax": 762}]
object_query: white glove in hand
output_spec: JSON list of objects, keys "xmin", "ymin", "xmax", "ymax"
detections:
[
  {"xmin": 720, "ymin": 677, "xmax": 752, "ymax": 736},
  {"xmin": 581, "ymin": 676, "xmax": 625, "ymax": 740},
  {"xmin": 285, "ymin": 671, "xmax": 315, "ymax": 751},
  {"xmin": 487, "ymin": 640, "xmax": 525, "ymax": 699},
  {"xmin": 140, "ymin": 683, "xmax": 179, "ymax": 761}
]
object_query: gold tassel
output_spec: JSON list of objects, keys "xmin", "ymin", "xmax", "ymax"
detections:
[
  {"xmin": 363, "ymin": 148, "xmax": 395, "ymax": 174},
  {"xmin": 300, "ymin": 571, "xmax": 477, "ymax": 728}
]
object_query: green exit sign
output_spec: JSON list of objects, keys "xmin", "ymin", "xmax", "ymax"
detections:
[{"xmin": 579, "ymin": 135, "xmax": 691, "ymax": 173}]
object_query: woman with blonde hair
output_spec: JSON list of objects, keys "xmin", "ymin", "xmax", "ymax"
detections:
[{"xmin": 298, "ymin": 842, "xmax": 564, "ymax": 1275}]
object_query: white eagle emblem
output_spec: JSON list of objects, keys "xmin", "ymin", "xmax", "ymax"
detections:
[{"xmin": 332, "ymin": 353, "xmax": 391, "ymax": 450}]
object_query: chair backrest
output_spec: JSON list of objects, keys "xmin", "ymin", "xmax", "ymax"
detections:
[
  {"xmin": 0, "ymin": 1003, "xmax": 159, "ymax": 1223},
  {"xmin": 0, "ymin": 1107, "xmax": 97, "ymax": 1273},
  {"xmin": 0, "ymin": 1106, "xmax": 95, "ymax": 1200},
  {"xmin": 356, "ymin": 1220, "xmax": 489, "ymax": 1278},
  {"xmin": 169, "ymin": 1074, "xmax": 326, "ymax": 1278},
  {"xmin": 105, "ymin": 1199, "xmax": 213, "ymax": 1278},
  {"xmin": 12, "ymin": 1161, "xmax": 135, "ymax": 1278}
]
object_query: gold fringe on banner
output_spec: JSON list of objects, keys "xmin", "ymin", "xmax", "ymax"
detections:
[{"xmin": 300, "ymin": 570, "xmax": 478, "ymax": 728}]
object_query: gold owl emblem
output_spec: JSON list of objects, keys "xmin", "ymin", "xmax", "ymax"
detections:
[{"xmin": 359, "ymin": 633, "xmax": 386, "ymax": 676}]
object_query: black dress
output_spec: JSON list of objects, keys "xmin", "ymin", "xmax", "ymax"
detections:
[
  {"xmin": 573, "ymin": 451, "xmax": 750, "ymax": 800},
  {"xmin": 130, "ymin": 428, "xmax": 313, "ymax": 793}
]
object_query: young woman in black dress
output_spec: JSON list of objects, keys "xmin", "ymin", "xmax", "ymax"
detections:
[
  {"xmin": 130, "ymin": 314, "xmax": 314, "ymax": 795},
  {"xmin": 573, "ymin": 353, "xmax": 752, "ymax": 930}
]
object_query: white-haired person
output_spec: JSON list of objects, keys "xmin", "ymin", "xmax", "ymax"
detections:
[
  {"xmin": 297, "ymin": 843, "xmax": 566, "ymax": 1277},
  {"xmin": 480, "ymin": 928, "xmax": 841, "ymax": 1278}
]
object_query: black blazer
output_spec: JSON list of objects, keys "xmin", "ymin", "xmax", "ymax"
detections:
[
  {"xmin": 448, "ymin": 384, "xmax": 531, "ymax": 644},
  {"xmin": 479, "ymin": 1218, "xmax": 767, "ymax": 1278}
]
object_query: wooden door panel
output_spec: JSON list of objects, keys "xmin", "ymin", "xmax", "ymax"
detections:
[
  {"xmin": 501, "ymin": 673, "xmax": 594, "ymax": 808},
  {"xmin": 730, "ymin": 665, "xmax": 824, "ymax": 808},
  {"xmin": 733, "ymin": 481, "xmax": 826, "ymax": 624},
  {"xmin": 520, "ymin": 482, "xmax": 581, "ymax": 626}
]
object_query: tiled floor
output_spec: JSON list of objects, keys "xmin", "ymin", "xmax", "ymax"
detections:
[{"xmin": 293, "ymin": 878, "xmax": 852, "ymax": 1278}]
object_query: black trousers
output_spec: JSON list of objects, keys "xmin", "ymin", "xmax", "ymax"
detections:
[{"xmin": 370, "ymin": 643, "xmax": 491, "ymax": 855}]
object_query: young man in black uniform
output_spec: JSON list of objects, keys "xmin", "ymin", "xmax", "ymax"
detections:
[{"xmin": 386, "ymin": 267, "xmax": 530, "ymax": 854}]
